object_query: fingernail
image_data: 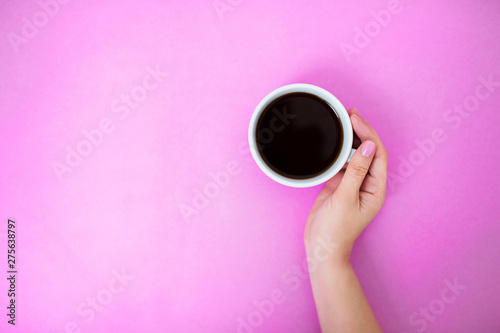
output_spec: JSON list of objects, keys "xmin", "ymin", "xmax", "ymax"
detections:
[
  {"xmin": 352, "ymin": 113, "xmax": 362, "ymax": 122},
  {"xmin": 361, "ymin": 141, "xmax": 375, "ymax": 157},
  {"xmin": 353, "ymin": 107, "xmax": 363, "ymax": 118}
]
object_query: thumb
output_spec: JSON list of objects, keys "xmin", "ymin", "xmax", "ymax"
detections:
[{"xmin": 338, "ymin": 140, "xmax": 376, "ymax": 196}]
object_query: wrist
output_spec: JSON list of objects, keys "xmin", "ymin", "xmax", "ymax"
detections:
[{"xmin": 304, "ymin": 236, "xmax": 353, "ymax": 267}]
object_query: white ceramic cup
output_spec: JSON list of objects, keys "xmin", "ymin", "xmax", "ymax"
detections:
[{"xmin": 248, "ymin": 83, "xmax": 356, "ymax": 188}]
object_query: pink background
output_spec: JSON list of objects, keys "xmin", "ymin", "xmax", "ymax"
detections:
[{"xmin": 1, "ymin": 0, "xmax": 499, "ymax": 332}]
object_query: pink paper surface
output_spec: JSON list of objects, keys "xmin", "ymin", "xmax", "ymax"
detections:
[{"xmin": 1, "ymin": 0, "xmax": 499, "ymax": 332}]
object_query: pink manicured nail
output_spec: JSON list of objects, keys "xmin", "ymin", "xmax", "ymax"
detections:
[{"xmin": 361, "ymin": 141, "xmax": 375, "ymax": 157}]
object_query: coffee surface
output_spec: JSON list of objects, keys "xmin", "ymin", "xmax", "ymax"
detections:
[{"xmin": 256, "ymin": 92, "xmax": 343, "ymax": 179}]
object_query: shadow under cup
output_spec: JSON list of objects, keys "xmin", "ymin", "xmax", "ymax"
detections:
[{"xmin": 254, "ymin": 92, "xmax": 344, "ymax": 180}]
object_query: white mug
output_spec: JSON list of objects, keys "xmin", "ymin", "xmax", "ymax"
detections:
[{"xmin": 248, "ymin": 83, "xmax": 356, "ymax": 188}]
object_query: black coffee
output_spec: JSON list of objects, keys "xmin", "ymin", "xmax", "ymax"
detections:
[{"xmin": 255, "ymin": 92, "xmax": 343, "ymax": 179}]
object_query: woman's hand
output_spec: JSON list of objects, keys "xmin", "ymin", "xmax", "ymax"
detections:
[
  {"xmin": 304, "ymin": 107, "xmax": 388, "ymax": 261},
  {"xmin": 304, "ymin": 107, "xmax": 387, "ymax": 333}
]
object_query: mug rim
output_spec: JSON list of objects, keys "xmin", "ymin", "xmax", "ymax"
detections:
[{"xmin": 248, "ymin": 83, "xmax": 353, "ymax": 188}]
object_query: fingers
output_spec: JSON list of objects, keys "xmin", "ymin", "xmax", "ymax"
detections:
[
  {"xmin": 347, "ymin": 108, "xmax": 383, "ymax": 147},
  {"xmin": 349, "ymin": 108, "xmax": 382, "ymax": 147},
  {"xmin": 349, "ymin": 109, "xmax": 387, "ymax": 183},
  {"xmin": 347, "ymin": 108, "xmax": 368, "ymax": 148},
  {"xmin": 312, "ymin": 172, "xmax": 344, "ymax": 208},
  {"xmin": 338, "ymin": 140, "xmax": 376, "ymax": 196},
  {"xmin": 307, "ymin": 171, "xmax": 345, "ymax": 221},
  {"xmin": 322, "ymin": 171, "xmax": 344, "ymax": 194},
  {"xmin": 346, "ymin": 107, "xmax": 359, "ymax": 116}
]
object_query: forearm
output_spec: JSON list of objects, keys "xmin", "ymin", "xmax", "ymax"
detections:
[
  {"xmin": 307, "ymin": 252, "xmax": 382, "ymax": 333},
  {"xmin": 304, "ymin": 108, "xmax": 387, "ymax": 332}
]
